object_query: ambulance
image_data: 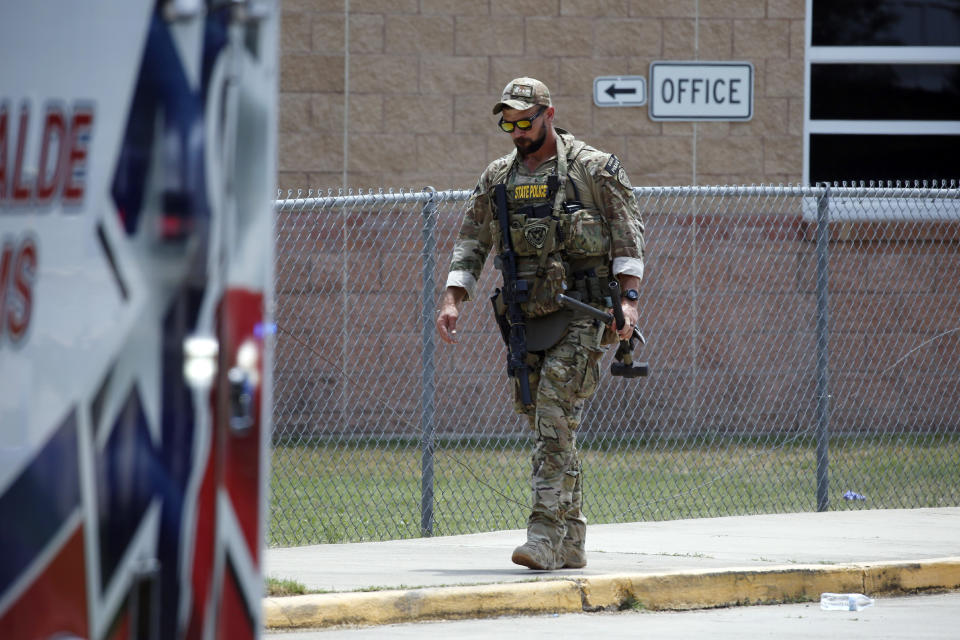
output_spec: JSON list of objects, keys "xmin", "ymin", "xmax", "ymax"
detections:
[{"xmin": 0, "ymin": 2, "xmax": 277, "ymax": 638}]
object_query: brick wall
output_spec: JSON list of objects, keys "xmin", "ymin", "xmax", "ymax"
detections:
[{"xmin": 278, "ymin": 0, "xmax": 807, "ymax": 193}]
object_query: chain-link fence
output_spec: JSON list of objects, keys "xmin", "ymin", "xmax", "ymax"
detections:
[{"xmin": 270, "ymin": 184, "xmax": 960, "ymax": 547}]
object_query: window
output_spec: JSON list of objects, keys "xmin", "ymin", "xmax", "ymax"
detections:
[
  {"xmin": 809, "ymin": 134, "xmax": 960, "ymax": 184},
  {"xmin": 804, "ymin": 0, "xmax": 960, "ymax": 186},
  {"xmin": 810, "ymin": 64, "xmax": 960, "ymax": 120},
  {"xmin": 813, "ymin": 1, "xmax": 960, "ymax": 47}
]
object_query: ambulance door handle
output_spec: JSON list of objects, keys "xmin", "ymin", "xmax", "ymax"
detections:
[{"xmin": 227, "ymin": 367, "xmax": 254, "ymax": 434}]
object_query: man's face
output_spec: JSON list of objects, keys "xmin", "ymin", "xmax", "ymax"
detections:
[{"xmin": 500, "ymin": 105, "xmax": 551, "ymax": 158}]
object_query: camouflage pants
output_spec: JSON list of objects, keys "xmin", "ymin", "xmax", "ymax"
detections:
[{"xmin": 513, "ymin": 317, "xmax": 607, "ymax": 562}]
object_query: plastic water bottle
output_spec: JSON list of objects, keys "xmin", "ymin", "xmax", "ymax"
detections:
[{"xmin": 820, "ymin": 593, "xmax": 874, "ymax": 611}]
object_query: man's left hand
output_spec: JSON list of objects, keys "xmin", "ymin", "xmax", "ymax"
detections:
[{"xmin": 614, "ymin": 303, "xmax": 639, "ymax": 341}]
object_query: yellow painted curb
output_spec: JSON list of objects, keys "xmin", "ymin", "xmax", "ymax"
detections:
[
  {"xmin": 264, "ymin": 579, "xmax": 582, "ymax": 629},
  {"xmin": 581, "ymin": 565, "xmax": 864, "ymax": 610},
  {"xmin": 264, "ymin": 557, "xmax": 960, "ymax": 629},
  {"xmin": 864, "ymin": 557, "xmax": 960, "ymax": 594}
]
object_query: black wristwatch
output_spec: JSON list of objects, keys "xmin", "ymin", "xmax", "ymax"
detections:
[{"xmin": 623, "ymin": 288, "xmax": 639, "ymax": 302}]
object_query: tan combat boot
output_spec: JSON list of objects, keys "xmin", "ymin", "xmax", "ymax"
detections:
[
  {"xmin": 511, "ymin": 539, "xmax": 560, "ymax": 570},
  {"xmin": 559, "ymin": 517, "xmax": 586, "ymax": 568},
  {"xmin": 559, "ymin": 544, "xmax": 586, "ymax": 568}
]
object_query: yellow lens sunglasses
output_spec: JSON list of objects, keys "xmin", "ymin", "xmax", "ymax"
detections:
[{"xmin": 498, "ymin": 107, "xmax": 546, "ymax": 133}]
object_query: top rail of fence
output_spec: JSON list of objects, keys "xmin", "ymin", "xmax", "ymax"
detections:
[
  {"xmin": 275, "ymin": 183, "xmax": 959, "ymax": 208},
  {"xmin": 274, "ymin": 184, "xmax": 960, "ymax": 223},
  {"xmin": 274, "ymin": 187, "xmax": 470, "ymax": 210}
]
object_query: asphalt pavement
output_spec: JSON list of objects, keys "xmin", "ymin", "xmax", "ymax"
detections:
[
  {"xmin": 263, "ymin": 507, "xmax": 960, "ymax": 631},
  {"xmin": 265, "ymin": 591, "xmax": 960, "ymax": 639}
]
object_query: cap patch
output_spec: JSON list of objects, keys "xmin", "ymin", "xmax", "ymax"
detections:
[{"xmin": 511, "ymin": 84, "xmax": 534, "ymax": 98}]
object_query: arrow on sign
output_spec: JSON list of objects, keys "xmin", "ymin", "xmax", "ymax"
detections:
[
  {"xmin": 593, "ymin": 75, "xmax": 646, "ymax": 107},
  {"xmin": 605, "ymin": 84, "xmax": 637, "ymax": 99}
]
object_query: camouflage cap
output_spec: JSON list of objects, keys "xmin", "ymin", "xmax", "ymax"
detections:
[{"xmin": 492, "ymin": 77, "xmax": 552, "ymax": 114}]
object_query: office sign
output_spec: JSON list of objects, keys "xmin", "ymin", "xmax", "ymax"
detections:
[
  {"xmin": 593, "ymin": 75, "xmax": 647, "ymax": 107},
  {"xmin": 648, "ymin": 61, "xmax": 754, "ymax": 121}
]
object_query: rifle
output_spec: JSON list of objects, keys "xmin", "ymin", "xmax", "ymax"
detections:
[
  {"xmin": 556, "ymin": 281, "xmax": 649, "ymax": 378},
  {"xmin": 491, "ymin": 183, "xmax": 534, "ymax": 406}
]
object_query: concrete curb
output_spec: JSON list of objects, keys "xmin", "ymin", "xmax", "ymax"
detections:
[{"xmin": 263, "ymin": 557, "xmax": 960, "ymax": 630}]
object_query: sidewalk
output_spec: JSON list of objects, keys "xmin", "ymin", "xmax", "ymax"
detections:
[{"xmin": 263, "ymin": 507, "xmax": 960, "ymax": 630}]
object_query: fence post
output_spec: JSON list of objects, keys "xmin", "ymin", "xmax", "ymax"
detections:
[
  {"xmin": 420, "ymin": 187, "xmax": 438, "ymax": 536},
  {"xmin": 815, "ymin": 185, "xmax": 831, "ymax": 512}
]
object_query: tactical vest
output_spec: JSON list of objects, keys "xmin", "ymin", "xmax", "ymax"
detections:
[{"xmin": 489, "ymin": 133, "xmax": 613, "ymax": 321}]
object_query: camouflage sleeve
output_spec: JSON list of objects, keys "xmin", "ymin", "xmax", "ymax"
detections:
[
  {"xmin": 592, "ymin": 153, "xmax": 646, "ymax": 279},
  {"xmin": 445, "ymin": 170, "xmax": 495, "ymax": 301}
]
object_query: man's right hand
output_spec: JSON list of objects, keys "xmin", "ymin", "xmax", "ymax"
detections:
[{"xmin": 436, "ymin": 286, "xmax": 466, "ymax": 345}]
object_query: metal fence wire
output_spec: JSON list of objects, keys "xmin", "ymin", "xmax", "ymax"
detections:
[{"xmin": 270, "ymin": 184, "xmax": 960, "ymax": 547}]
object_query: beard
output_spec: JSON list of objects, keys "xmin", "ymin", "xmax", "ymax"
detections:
[{"xmin": 514, "ymin": 128, "xmax": 547, "ymax": 158}]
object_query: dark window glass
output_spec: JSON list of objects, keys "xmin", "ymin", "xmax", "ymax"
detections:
[
  {"xmin": 809, "ymin": 134, "xmax": 960, "ymax": 183},
  {"xmin": 811, "ymin": 64, "xmax": 960, "ymax": 120},
  {"xmin": 813, "ymin": 1, "xmax": 960, "ymax": 46}
]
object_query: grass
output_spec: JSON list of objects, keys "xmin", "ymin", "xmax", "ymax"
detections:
[
  {"xmin": 265, "ymin": 577, "xmax": 309, "ymax": 597},
  {"xmin": 268, "ymin": 435, "xmax": 960, "ymax": 547}
]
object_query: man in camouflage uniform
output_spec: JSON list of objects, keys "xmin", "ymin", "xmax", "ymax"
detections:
[{"xmin": 435, "ymin": 78, "xmax": 645, "ymax": 570}]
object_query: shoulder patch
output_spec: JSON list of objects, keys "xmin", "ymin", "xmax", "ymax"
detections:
[{"xmin": 604, "ymin": 154, "xmax": 621, "ymax": 176}]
